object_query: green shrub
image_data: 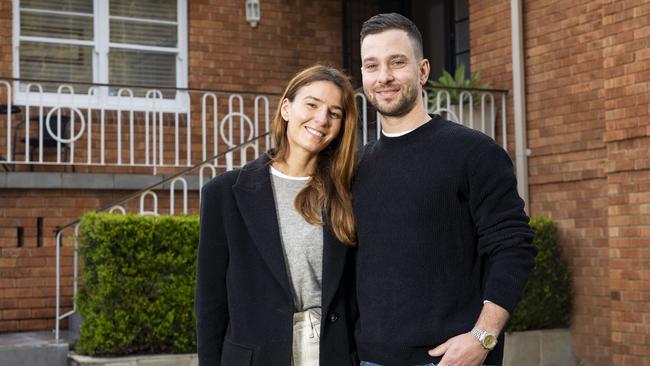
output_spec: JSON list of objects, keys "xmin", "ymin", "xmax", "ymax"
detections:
[
  {"xmin": 76, "ymin": 212, "xmax": 199, "ymax": 356},
  {"xmin": 506, "ymin": 217, "xmax": 572, "ymax": 332},
  {"xmin": 75, "ymin": 213, "xmax": 568, "ymax": 353}
]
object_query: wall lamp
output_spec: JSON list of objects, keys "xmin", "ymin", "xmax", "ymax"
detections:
[{"xmin": 246, "ymin": 0, "xmax": 260, "ymax": 27}]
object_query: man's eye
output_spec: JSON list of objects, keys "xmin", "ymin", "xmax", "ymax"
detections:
[
  {"xmin": 391, "ymin": 59, "xmax": 406, "ymax": 67},
  {"xmin": 364, "ymin": 64, "xmax": 377, "ymax": 71},
  {"xmin": 306, "ymin": 103, "xmax": 317, "ymax": 108}
]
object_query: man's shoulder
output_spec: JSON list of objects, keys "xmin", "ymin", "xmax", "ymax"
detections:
[
  {"xmin": 435, "ymin": 116, "xmax": 494, "ymax": 145},
  {"xmin": 429, "ymin": 118, "xmax": 508, "ymax": 164},
  {"xmin": 356, "ymin": 140, "xmax": 379, "ymax": 162}
]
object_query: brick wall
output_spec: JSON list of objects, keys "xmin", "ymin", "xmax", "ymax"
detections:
[
  {"xmin": 472, "ymin": 1, "xmax": 650, "ymax": 365},
  {"xmin": 188, "ymin": 0, "xmax": 343, "ymax": 94},
  {"xmin": 524, "ymin": 1, "xmax": 611, "ymax": 365},
  {"xmin": 0, "ymin": 0, "xmax": 11, "ymax": 76}
]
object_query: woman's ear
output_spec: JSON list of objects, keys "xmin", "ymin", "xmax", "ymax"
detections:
[{"xmin": 280, "ymin": 98, "xmax": 290, "ymax": 121}]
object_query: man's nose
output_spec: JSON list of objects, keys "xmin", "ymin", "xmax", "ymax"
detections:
[{"xmin": 378, "ymin": 65, "xmax": 394, "ymax": 84}]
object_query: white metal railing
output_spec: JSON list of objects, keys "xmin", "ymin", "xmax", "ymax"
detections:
[
  {"xmin": 2, "ymin": 79, "xmax": 508, "ymax": 175},
  {"xmin": 354, "ymin": 88, "xmax": 509, "ymax": 151},
  {"xmin": 0, "ymin": 78, "xmax": 277, "ymax": 174}
]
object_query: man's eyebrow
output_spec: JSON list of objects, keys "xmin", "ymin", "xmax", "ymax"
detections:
[
  {"xmin": 362, "ymin": 54, "xmax": 408, "ymax": 63},
  {"xmin": 304, "ymin": 96, "xmax": 343, "ymax": 111}
]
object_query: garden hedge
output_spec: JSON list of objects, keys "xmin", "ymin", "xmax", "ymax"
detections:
[
  {"xmin": 76, "ymin": 212, "xmax": 199, "ymax": 356},
  {"xmin": 76, "ymin": 213, "xmax": 569, "ymax": 355},
  {"xmin": 506, "ymin": 217, "xmax": 572, "ymax": 332}
]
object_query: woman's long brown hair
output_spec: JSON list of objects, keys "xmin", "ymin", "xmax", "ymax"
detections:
[{"xmin": 272, "ymin": 65, "xmax": 358, "ymax": 246}]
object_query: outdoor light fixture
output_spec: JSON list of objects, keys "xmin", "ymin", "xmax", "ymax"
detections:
[{"xmin": 246, "ymin": 0, "xmax": 260, "ymax": 27}]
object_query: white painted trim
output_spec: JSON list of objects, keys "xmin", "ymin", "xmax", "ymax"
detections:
[
  {"xmin": 20, "ymin": 7, "xmax": 93, "ymax": 17},
  {"xmin": 510, "ymin": 0, "xmax": 529, "ymax": 211},
  {"xmin": 109, "ymin": 15, "xmax": 178, "ymax": 25},
  {"xmin": 12, "ymin": 91, "xmax": 190, "ymax": 113},
  {"xmin": 95, "ymin": 0, "xmax": 108, "ymax": 87},
  {"xmin": 108, "ymin": 43, "xmax": 178, "ymax": 53},
  {"xmin": 19, "ymin": 36, "xmax": 95, "ymax": 46},
  {"xmin": 12, "ymin": 0, "xmax": 20, "ymax": 80},
  {"xmin": 177, "ymin": 0, "xmax": 188, "ymax": 89}
]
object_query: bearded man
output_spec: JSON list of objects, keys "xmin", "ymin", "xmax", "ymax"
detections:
[{"xmin": 352, "ymin": 13, "xmax": 538, "ymax": 366}]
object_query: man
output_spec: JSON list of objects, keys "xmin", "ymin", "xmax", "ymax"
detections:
[{"xmin": 353, "ymin": 13, "xmax": 538, "ymax": 366}]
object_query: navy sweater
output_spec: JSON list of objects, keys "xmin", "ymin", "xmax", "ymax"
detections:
[{"xmin": 352, "ymin": 116, "xmax": 537, "ymax": 365}]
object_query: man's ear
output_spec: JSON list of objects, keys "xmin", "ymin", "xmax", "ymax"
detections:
[{"xmin": 419, "ymin": 58, "xmax": 430, "ymax": 85}]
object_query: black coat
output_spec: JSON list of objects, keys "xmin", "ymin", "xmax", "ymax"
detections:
[{"xmin": 195, "ymin": 153, "xmax": 358, "ymax": 366}]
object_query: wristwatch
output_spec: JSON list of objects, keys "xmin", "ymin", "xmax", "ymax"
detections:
[{"xmin": 471, "ymin": 327, "xmax": 498, "ymax": 351}]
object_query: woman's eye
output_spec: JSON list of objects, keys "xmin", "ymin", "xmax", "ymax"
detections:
[{"xmin": 330, "ymin": 112, "xmax": 342, "ymax": 119}]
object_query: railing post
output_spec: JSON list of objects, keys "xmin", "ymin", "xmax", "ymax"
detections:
[{"xmin": 55, "ymin": 230, "xmax": 62, "ymax": 341}]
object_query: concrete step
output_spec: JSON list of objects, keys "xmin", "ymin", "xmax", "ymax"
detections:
[{"xmin": 0, "ymin": 331, "xmax": 71, "ymax": 366}]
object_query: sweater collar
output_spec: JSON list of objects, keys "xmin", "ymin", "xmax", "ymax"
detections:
[{"xmin": 378, "ymin": 114, "xmax": 440, "ymax": 144}]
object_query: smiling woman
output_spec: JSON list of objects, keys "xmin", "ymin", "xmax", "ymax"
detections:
[
  {"xmin": 280, "ymin": 80, "xmax": 344, "ymax": 169},
  {"xmin": 195, "ymin": 65, "xmax": 359, "ymax": 366}
]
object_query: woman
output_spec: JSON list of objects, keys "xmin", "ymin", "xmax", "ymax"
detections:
[{"xmin": 195, "ymin": 65, "xmax": 358, "ymax": 366}]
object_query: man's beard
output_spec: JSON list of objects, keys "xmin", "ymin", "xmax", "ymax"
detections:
[{"xmin": 367, "ymin": 82, "xmax": 419, "ymax": 117}]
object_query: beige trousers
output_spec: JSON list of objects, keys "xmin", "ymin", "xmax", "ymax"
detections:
[{"xmin": 292, "ymin": 309, "xmax": 321, "ymax": 366}]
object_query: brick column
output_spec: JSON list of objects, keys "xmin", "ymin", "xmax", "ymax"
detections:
[{"xmin": 603, "ymin": 1, "xmax": 650, "ymax": 365}]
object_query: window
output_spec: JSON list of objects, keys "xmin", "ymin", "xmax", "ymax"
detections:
[
  {"xmin": 452, "ymin": 0, "xmax": 470, "ymax": 74},
  {"xmin": 13, "ymin": 0, "xmax": 188, "ymax": 110}
]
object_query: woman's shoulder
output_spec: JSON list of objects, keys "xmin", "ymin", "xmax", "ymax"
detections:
[
  {"xmin": 201, "ymin": 153, "xmax": 272, "ymax": 195},
  {"xmin": 201, "ymin": 169, "xmax": 240, "ymax": 196}
]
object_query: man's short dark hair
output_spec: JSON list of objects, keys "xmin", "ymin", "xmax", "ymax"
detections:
[{"xmin": 360, "ymin": 13, "xmax": 424, "ymax": 59}]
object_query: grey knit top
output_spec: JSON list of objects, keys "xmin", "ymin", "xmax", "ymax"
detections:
[{"xmin": 270, "ymin": 166, "xmax": 323, "ymax": 312}]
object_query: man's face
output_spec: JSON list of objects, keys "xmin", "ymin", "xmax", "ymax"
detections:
[{"xmin": 360, "ymin": 29, "xmax": 428, "ymax": 117}]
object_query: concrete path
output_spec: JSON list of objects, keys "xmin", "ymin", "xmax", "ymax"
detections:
[{"xmin": 0, "ymin": 331, "xmax": 71, "ymax": 366}]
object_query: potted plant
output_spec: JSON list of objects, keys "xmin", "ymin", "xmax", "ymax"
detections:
[
  {"xmin": 426, "ymin": 65, "xmax": 491, "ymax": 128},
  {"xmin": 502, "ymin": 217, "xmax": 574, "ymax": 366}
]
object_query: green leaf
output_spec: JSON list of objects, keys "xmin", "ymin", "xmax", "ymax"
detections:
[{"xmin": 425, "ymin": 65, "xmax": 489, "ymax": 109}]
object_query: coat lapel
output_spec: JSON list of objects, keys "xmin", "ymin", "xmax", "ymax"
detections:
[
  {"xmin": 321, "ymin": 219, "xmax": 348, "ymax": 313},
  {"xmin": 232, "ymin": 155, "xmax": 293, "ymax": 301}
]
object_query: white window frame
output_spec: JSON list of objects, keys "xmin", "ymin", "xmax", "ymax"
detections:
[{"xmin": 12, "ymin": 0, "xmax": 188, "ymax": 112}]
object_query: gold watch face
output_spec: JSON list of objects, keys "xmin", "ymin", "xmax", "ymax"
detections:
[{"xmin": 482, "ymin": 334, "xmax": 498, "ymax": 350}]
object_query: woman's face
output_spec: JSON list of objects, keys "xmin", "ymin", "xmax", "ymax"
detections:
[{"xmin": 281, "ymin": 80, "xmax": 344, "ymax": 160}]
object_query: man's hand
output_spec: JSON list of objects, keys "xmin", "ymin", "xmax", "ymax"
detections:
[{"xmin": 428, "ymin": 332, "xmax": 488, "ymax": 366}]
